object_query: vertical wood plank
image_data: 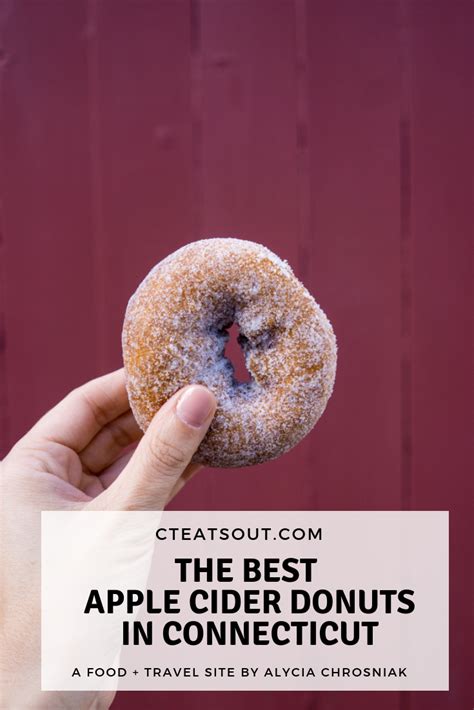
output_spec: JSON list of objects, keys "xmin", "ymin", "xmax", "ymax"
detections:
[
  {"xmin": 88, "ymin": 0, "xmax": 195, "ymax": 375},
  {"xmin": 306, "ymin": 0, "xmax": 403, "ymax": 508},
  {"xmin": 198, "ymin": 0, "xmax": 299, "ymax": 248},
  {"xmin": 409, "ymin": 2, "xmax": 473, "ymax": 709},
  {"xmin": 306, "ymin": 1, "xmax": 402, "ymax": 708},
  {"xmin": 0, "ymin": 0, "xmax": 97, "ymax": 452}
]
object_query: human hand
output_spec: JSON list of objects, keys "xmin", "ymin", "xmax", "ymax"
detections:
[{"xmin": 0, "ymin": 369, "xmax": 216, "ymax": 709}]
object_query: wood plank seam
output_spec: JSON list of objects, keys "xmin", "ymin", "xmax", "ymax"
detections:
[
  {"xmin": 399, "ymin": 0, "xmax": 414, "ymax": 516},
  {"xmin": 86, "ymin": 0, "xmax": 107, "ymax": 373}
]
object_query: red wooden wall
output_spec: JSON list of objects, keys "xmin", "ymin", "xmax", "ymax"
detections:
[{"xmin": 1, "ymin": 1, "xmax": 472, "ymax": 709}]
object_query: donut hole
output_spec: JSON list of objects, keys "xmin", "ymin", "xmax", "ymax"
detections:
[{"xmin": 223, "ymin": 322, "xmax": 252, "ymax": 384}]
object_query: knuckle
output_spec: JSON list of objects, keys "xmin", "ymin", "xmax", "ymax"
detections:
[
  {"xmin": 72, "ymin": 382, "xmax": 113, "ymax": 430},
  {"xmin": 149, "ymin": 438, "xmax": 187, "ymax": 475},
  {"xmin": 108, "ymin": 419, "xmax": 134, "ymax": 450}
]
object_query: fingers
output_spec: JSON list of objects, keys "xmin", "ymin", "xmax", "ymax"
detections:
[
  {"xmin": 28, "ymin": 369, "xmax": 130, "ymax": 452},
  {"xmin": 79, "ymin": 410, "xmax": 143, "ymax": 474},
  {"xmin": 96, "ymin": 385, "xmax": 216, "ymax": 511},
  {"xmin": 98, "ymin": 458, "xmax": 202, "ymax": 502}
]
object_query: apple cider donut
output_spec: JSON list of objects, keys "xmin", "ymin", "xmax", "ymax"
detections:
[{"xmin": 122, "ymin": 238, "xmax": 337, "ymax": 467}]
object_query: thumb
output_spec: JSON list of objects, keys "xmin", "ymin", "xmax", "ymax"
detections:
[{"xmin": 101, "ymin": 385, "xmax": 216, "ymax": 511}]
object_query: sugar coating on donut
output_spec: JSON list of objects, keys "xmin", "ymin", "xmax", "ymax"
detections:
[{"xmin": 122, "ymin": 238, "xmax": 337, "ymax": 467}]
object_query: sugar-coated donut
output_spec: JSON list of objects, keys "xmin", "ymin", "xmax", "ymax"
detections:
[{"xmin": 122, "ymin": 238, "xmax": 337, "ymax": 467}]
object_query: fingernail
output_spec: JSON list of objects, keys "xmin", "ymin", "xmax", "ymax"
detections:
[{"xmin": 176, "ymin": 386, "xmax": 215, "ymax": 428}]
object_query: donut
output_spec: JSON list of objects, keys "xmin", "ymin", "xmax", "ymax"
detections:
[{"xmin": 122, "ymin": 238, "xmax": 337, "ymax": 467}]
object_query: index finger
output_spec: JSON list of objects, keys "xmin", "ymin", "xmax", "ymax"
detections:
[{"xmin": 28, "ymin": 369, "xmax": 132, "ymax": 452}]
